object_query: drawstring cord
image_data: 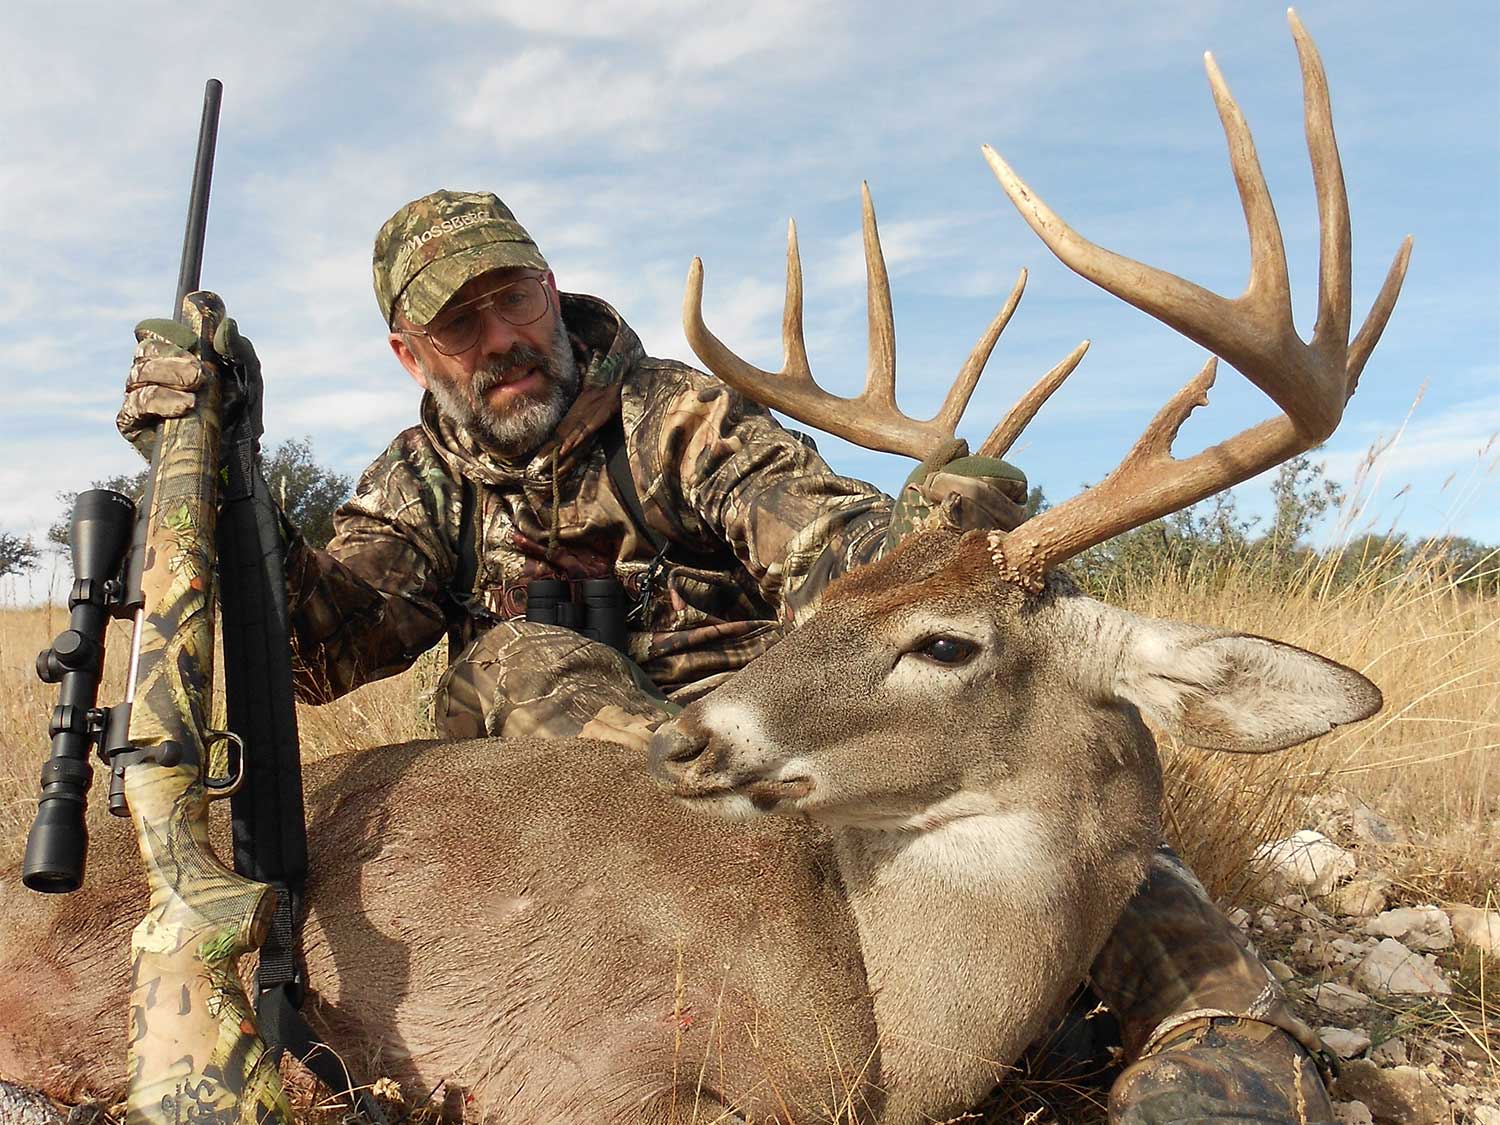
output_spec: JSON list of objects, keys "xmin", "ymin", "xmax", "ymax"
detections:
[{"xmin": 548, "ymin": 451, "xmax": 562, "ymax": 557}]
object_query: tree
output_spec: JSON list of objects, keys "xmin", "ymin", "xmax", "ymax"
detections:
[
  {"xmin": 1412, "ymin": 535, "xmax": 1500, "ymax": 596},
  {"xmin": 0, "ymin": 532, "xmax": 40, "ymax": 579},
  {"xmin": 1261, "ymin": 454, "xmax": 1342, "ymax": 568},
  {"xmin": 50, "ymin": 437, "xmax": 352, "ymax": 556},
  {"xmin": 261, "ymin": 436, "xmax": 352, "ymax": 549}
]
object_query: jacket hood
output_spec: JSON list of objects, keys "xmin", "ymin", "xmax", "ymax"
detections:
[{"xmin": 420, "ymin": 291, "xmax": 645, "ymax": 487}]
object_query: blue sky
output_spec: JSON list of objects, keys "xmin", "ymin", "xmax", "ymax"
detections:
[{"xmin": 2, "ymin": 1, "xmax": 1496, "ymax": 602}]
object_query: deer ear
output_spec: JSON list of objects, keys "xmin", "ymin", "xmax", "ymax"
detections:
[{"xmin": 1116, "ymin": 621, "xmax": 1382, "ymax": 753}]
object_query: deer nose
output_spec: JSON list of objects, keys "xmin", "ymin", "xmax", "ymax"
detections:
[{"xmin": 648, "ymin": 719, "xmax": 709, "ymax": 780}]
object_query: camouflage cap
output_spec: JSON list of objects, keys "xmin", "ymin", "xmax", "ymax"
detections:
[{"xmin": 373, "ymin": 190, "xmax": 549, "ymax": 327}]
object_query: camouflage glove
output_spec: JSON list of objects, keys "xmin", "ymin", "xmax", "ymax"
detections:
[
  {"xmin": 118, "ymin": 311, "xmax": 262, "ymax": 458},
  {"xmin": 883, "ymin": 445, "xmax": 1029, "ymax": 550}
]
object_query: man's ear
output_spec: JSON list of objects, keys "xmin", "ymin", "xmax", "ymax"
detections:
[{"xmin": 389, "ymin": 331, "xmax": 429, "ymax": 390}]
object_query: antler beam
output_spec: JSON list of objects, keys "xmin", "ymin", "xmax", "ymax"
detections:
[{"xmin": 985, "ymin": 8, "xmax": 1412, "ymax": 589}]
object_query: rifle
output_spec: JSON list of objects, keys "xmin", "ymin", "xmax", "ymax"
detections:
[{"xmin": 23, "ymin": 79, "xmax": 293, "ymax": 1124}]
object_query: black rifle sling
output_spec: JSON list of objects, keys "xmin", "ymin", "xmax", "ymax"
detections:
[
  {"xmin": 602, "ymin": 409, "xmax": 737, "ymax": 579},
  {"xmin": 602, "ymin": 409, "xmax": 669, "ymax": 556},
  {"xmin": 219, "ymin": 423, "xmax": 393, "ymax": 1124}
]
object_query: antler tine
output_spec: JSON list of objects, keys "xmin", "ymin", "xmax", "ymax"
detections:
[
  {"xmin": 1349, "ymin": 236, "xmax": 1414, "ymax": 393},
  {"xmin": 977, "ymin": 338, "xmax": 1090, "ymax": 459},
  {"xmin": 935, "ymin": 268, "xmax": 1029, "ymax": 434},
  {"xmin": 860, "ymin": 183, "xmax": 899, "ymax": 412},
  {"xmin": 983, "ymin": 10, "xmax": 1411, "ymax": 590},
  {"xmin": 781, "ymin": 219, "xmax": 813, "ymax": 382},
  {"xmin": 1288, "ymin": 9, "xmax": 1351, "ymax": 370}
]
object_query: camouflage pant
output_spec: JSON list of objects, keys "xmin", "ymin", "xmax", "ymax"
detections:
[{"xmin": 434, "ymin": 621, "xmax": 1323, "ymax": 1070}]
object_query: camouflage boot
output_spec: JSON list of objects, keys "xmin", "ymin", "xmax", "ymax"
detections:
[
  {"xmin": 1110, "ymin": 1015, "xmax": 1336, "ymax": 1124},
  {"xmin": 1091, "ymin": 848, "xmax": 1338, "ymax": 1124}
]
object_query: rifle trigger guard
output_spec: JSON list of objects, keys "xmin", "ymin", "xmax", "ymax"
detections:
[{"xmin": 203, "ymin": 728, "xmax": 246, "ymax": 800}]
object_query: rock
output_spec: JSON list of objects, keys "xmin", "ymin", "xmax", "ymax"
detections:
[
  {"xmin": 1347, "ymin": 797, "xmax": 1409, "ymax": 845},
  {"xmin": 1328, "ymin": 876, "xmax": 1391, "ymax": 919},
  {"xmin": 1252, "ymin": 830, "xmax": 1356, "ymax": 897},
  {"xmin": 1334, "ymin": 1060, "xmax": 1450, "ymax": 1124},
  {"xmin": 1472, "ymin": 1105, "xmax": 1500, "ymax": 1125},
  {"xmin": 1267, "ymin": 958, "xmax": 1295, "ymax": 983},
  {"xmin": 1369, "ymin": 1036, "xmax": 1408, "ymax": 1066},
  {"xmin": 1312, "ymin": 981, "xmax": 1371, "ymax": 1014},
  {"xmin": 1329, "ymin": 937, "xmax": 1367, "ymax": 962},
  {"xmin": 1363, "ymin": 906, "xmax": 1453, "ymax": 950},
  {"xmin": 1354, "ymin": 937, "xmax": 1453, "ymax": 997},
  {"xmin": 1450, "ymin": 905, "xmax": 1500, "ymax": 956},
  {"xmin": 1226, "ymin": 906, "xmax": 1251, "ymax": 929},
  {"xmin": 1319, "ymin": 1026, "xmax": 1372, "ymax": 1058},
  {"xmin": 1332, "ymin": 1100, "xmax": 1374, "ymax": 1125}
]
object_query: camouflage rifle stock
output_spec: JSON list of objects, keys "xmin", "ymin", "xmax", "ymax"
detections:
[{"xmin": 115, "ymin": 291, "xmax": 291, "ymax": 1124}]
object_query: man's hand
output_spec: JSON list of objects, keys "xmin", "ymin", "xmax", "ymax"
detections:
[
  {"xmin": 117, "ymin": 310, "xmax": 262, "ymax": 458},
  {"xmin": 884, "ymin": 451, "xmax": 1030, "ymax": 549}
]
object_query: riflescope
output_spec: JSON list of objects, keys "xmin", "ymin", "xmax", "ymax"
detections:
[{"xmin": 22, "ymin": 489, "xmax": 137, "ymax": 893}]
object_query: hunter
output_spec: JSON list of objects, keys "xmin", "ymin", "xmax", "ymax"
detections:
[{"xmin": 119, "ymin": 188, "xmax": 1338, "ymax": 1122}]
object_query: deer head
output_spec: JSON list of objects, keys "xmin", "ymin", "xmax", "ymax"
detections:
[{"xmin": 653, "ymin": 11, "xmax": 1404, "ymax": 827}]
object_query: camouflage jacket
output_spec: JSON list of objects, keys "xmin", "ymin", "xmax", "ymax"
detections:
[{"xmin": 286, "ymin": 293, "xmax": 893, "ymax": 702}]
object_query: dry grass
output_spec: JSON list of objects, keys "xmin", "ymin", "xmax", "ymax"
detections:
[
  {"xmin": 1, "ymin": 542, "xmax": 1495, "ymax": 1122},
  {"xmin": 1082, "ymin": 542, "xmax": 1500, "ymax": 910}
]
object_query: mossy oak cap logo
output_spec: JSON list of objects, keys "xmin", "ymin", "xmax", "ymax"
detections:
[{"xmin": 373, "ymin": 190, "xmax": 548, "ymax": 327}]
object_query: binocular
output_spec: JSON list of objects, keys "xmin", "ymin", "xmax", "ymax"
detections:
[{"xmin": 525, "ymin": 577, "xmax": 629, "ymax": 654}]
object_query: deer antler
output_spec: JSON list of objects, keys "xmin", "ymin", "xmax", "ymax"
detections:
[
  {"xmin": 684, "ymin": 183, "xmax": 1085, "ymax": 461},
  {"xmin": 984, "ymin": 9, "xmax": 1411, "ymax": 588}
]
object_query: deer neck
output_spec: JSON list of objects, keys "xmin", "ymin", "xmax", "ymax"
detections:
[{"xmin": 830, "ymin": 795, "xmax": 1125, "ymax": 1124}]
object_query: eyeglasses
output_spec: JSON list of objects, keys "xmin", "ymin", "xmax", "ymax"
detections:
[{"xmin": 408, "ymin": 275, "xmax": 551, "ymax": 355}]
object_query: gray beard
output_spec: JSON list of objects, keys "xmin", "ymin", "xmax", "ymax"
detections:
[{"xmin": 426, "ymin": 317, "xmax": 580, "ymax": 459}]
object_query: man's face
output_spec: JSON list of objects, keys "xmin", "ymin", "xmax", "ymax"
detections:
[{"xmin": 389, "ymin": 268, "xmax": 580, "ymax": 458}]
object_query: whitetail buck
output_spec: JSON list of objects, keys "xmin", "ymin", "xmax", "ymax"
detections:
[{"xmin": 0, "ymin": 13, "xmax": 1407, "ymax": 1125}]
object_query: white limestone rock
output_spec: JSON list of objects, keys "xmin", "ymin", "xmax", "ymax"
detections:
[
  {"xmin": 1353, "ymin": 938, "xmax": 1452, "ymax": 997},
  {"xmin": 1252, "ymin": 830, "xmax": 1356, "ymax": 898},
  {"xmin": 1363, "ymin": 906, "xmax": 1453, "ymax": 951},
  {"xmin": 1331, "ymin": 1100, "xmax": 1373, "ymax": 1125},
  {"xmin": 1319, "ymin": 1026, "xmax": 1372, "ymax": 1059},
  {"xmin": 1450, "ymin": 905, "xmax": 1500, "ymax": 957},
  {"xmin": 1328, "ymin": 876, "xmax": 1391, "ymax": 919}
]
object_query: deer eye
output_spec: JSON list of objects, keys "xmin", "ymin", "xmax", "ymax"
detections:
[{"xmin": 912, "ymin": 636, "xmax": 978, "ymax": 666}]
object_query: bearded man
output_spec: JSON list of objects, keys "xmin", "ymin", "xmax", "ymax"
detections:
[{"xmin": 119, "ymin": 189, "xmax": 1341, "ymax": 1123}]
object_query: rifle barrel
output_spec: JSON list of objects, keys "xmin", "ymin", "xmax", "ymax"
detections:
[{"xmin": 173, "ymin": 79, "xmax": 223, "ymax": 321}]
